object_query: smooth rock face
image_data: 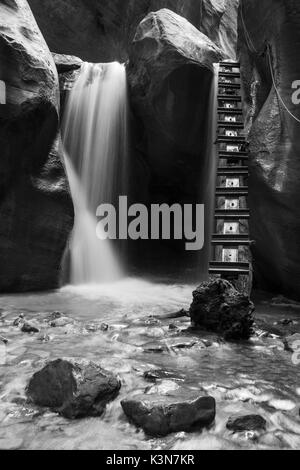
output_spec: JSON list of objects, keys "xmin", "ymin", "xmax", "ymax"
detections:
[
  {"xmin": 0, "ymin": 0, "xmax": 73, "ymax": 292},
  {"xmin": 27, "ymin": 0, "xmax": 239, "ymax": 62},
  {"xmin": 238, "ymin": 0, "xmax": 300, "ymax": 300},
  {"xmin": 121, "ymin": 394, "xmax": 216, "ymax": 436},
  {"xmin": 27, "ymin": 359, "xmax": 121, "ymax": 419},
  {"xmin": 127, "ymin": 9, "xmax": 223, "ymax": 269},
  {"xmin": 189, "ymin": 279, "xmax": 255, "ymax": 340},
  {"xmin": 226, "ymin": 414, "xmax": 267, "ymax": 432}
]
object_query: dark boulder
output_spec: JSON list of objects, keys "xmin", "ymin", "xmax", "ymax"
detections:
[
  {"xmin": 121, "ymin": 393, "xmax": 216, "ymax": 436},
  {"xmin": 189, "ymin": 279, "xmax": 255, "ymax": 340},
  {"xmin": 21, "ymin": 322, "xmax": 39, "ymax": 334},
  {"xmin": 27, "ymin": 359, "xmax": 121, "ymax": 419},
  {"xmin": 127, "ymin": 9, "xmax": 223, "ymax": 271},
  {"xmin": 226, "ymin": 414, "xmax": 267, "ymax": 432}
]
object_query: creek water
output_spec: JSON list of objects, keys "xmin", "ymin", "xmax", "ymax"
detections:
[{"xmin": 0, "ymin": 279, "xmax": 299, "ymax": 450}]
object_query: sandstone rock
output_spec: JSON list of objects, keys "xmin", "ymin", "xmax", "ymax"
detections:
[
  {"xmin": 28, "ymin": 0, "xmax": 238, "ymax": 62},
  {"xmin": 128, "ymin": 9, "xmax": 224, "ymax": 270},
  {"xmin": 26, "ymin": 359, "xmax": 121, "ymax": 419},
  {"xmin": 121, "ymin": 393, "xmax": 215, "ymax": 436},
  {"xmin": 189, "ymin": 279, "xmax": 255, "ymax": 340},
  {"xmin": 0, "ymin": 0, "xmax": 73, "ymax": 292},
  {"xmin": 226, "ymin": 414, "xmax": 267, "ymax": 432},
  {"xmin": 238, "ymin": 0, "xmax": 300, "ymax": 300},
  {"xmin": 52, "ymin": 53, "xmax": 83, "ymax": 74}
]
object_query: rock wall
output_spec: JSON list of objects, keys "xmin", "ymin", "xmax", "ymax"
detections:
[
  {"xmin": 238, "ymin": 0, "xmax": 300, "ymax": 299},
  {"xmin": 0, "ymin": 0, "xmax": 73, "ymax": 292},
  {"xmin": 127, "ymin": 9, "xmax": 223, "ymax": 273},
  {"xmin": 27, "ymin": 0, "xmax": 239, "ymax": 62}
]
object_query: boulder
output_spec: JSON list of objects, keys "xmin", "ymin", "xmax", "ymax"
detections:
[
  {"xmin": 238, "ymin": 0, "xmax": 300, "ymax": 300},
  {"xmin": 127, "ymin": 9, "xmax": 223, "ymax": 271},
  {"xmin": 226, "ymin": 414, "xmax": 267, "ymax": 432},
  {"xmin": 26, "ymin": 359, "xmax": 121, "ymax": 419},
  {"xmin": 27, "ymin": 0, "xmax": 239, "ymax": 62},
  {"xmin": 52, "ymin": 53, "xmax": 83, "ymax": 74},
  {"xmin": 189, "ymin": 279, "xmax": 255, "ymax": 340},
  {"xmin": 0, "ymin": 0, "xmax": 73, "ymax": 292},
  {"xmin": 121, "ymin": 393, "xmax": 216, "ymax": 436}
]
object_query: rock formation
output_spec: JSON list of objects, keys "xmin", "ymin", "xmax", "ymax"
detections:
[
  {"xmin": 121, "ymin": 393, "xmax": 216, "ymax": 436},
  {"xmin": 189, "ymin": 279, "xmax": 255, "ymax": 340},
  {"xmin": 127, "ymin": 9, "xmax": 223, "ymax": 271},
  {"xmin": 0, "ymin": 0, "xmax": 73, "ymax": 292},
  {"xmin": 27, "ymin": 0, "xmax": 239, "ymax": 62},
  {"xmin": 238, "ymin": 0, "xmax": 300, "ymax": 299},
  {"xmin": 27, "ymin": 359, "xmax": 121, "ymax": 419}
]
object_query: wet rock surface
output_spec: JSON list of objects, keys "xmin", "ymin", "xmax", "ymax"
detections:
[
  {"xmin": 226, "ymin": 414, "xmax": 267, "ymax": 432},
  {"xmin": 27, "ymin": 359, "xmax": 121, "ymax": 419},
  {"xmin": 121, "ymin": 393, "xmax": 216, "ymax": 436},
  {"xmin": 190, "ymin": 279, "xmax": 255, "ymax": 340}
]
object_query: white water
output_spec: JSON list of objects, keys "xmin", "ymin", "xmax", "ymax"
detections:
[{"xmin": 62, "ymin": 62, "xmax": 129, "ymax": 285}]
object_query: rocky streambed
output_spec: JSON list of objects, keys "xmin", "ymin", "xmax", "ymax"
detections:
[{"xmin": 0, "ymin": 279, "xmax": 300, "ymax": 450}]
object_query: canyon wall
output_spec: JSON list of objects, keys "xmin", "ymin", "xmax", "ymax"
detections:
[
  {"xmin": 0, "ymin": 0, "xmax": 73, "ymax": 292},
  {"xmin": 238, "ymin": 0, "xmax": 300, "ymax": 299},
  {"xmin": 27, "ymin": 0, "xmax": 239, "ymax": 62}
]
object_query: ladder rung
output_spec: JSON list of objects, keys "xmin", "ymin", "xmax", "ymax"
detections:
[
  {"xmin": 217, "ymin": 136, "xmax": 246, "ymax": 143},
  {"xmin": 219, "ymin": 72, "xmax": 240, "ymax": 78},
  {"xmin": 218, "ymin": 83, "xmax": 241, "ymax": 89},
  {"xmin": 218, "ymin": 108, "xmax": 243, "ymax": 114},
  {"xmin": 218, "ymin": 121, "xmax": 244, "ymax": 128},
  {"xmin": 220, "ymin": 61, "xmax": 240, "ymax": 67},
  {"xmin": 211, "ymin": 238, "xmax": 251, "ymax": 246},
  {"xmin": 218, "ymin": 95, "xmax": 241, "ymax": 101},
  {"xmin": 217, "ymin": 167, "xmax": 248, "ymax": 175},
  {"xmin": 209, "ymin": 267, "xmax": 250, "ymax": 275},
  {"xmin": 214, "ymin": 210, "xmax": 249, "ymax": 219},
  {"xmin": 216, "ymin": 187, "xmax": 248, "ymax": 196}
]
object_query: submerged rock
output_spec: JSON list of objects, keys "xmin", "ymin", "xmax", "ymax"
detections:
[
  {"xmin": 27, "ymin": 359, "xmax": 121, "ymax": 419},
  {"xmin": 121, "ymin": 394, "xmax": 216, "ymax": 436},
  {"xmin": 189, "ymin": 279, "xmax": 255, "ymax": 340},
  {"xmin": 21, "ymin": 322, "xmax": 39, "ymax": 334},
  {"xmin": 143, "ymin": 369, "xmax": 183, "ymax": 382},
  {"xmin": 226, "ymin": 415, "xmax": 267, "ymax": 432}
]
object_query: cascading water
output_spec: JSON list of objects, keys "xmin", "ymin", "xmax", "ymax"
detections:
[{"xmin": 61, "ymin": 62, "xmax": 129, "ymax": 285}]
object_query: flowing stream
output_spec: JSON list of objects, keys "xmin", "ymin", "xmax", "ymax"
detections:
[{"xmin": 0, "ymin": 282, "xmax": 299, "ymax": 450}]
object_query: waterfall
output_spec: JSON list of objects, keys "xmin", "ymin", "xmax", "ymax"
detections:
[{"xmin": 61, "ymin": 62, "xmax": 129, "ymax": 285}]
